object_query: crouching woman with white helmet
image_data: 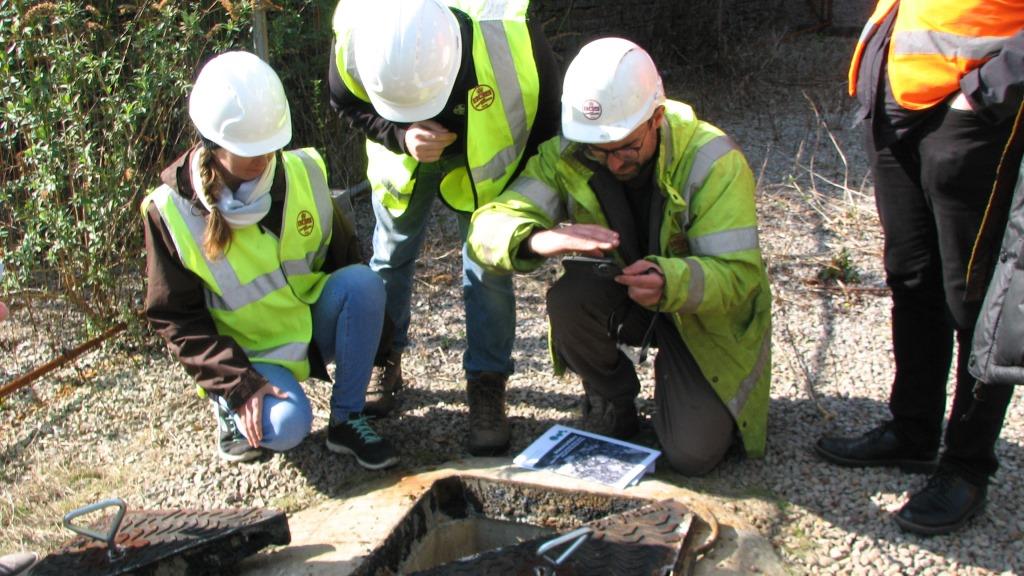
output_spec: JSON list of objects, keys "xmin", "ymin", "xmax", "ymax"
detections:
[{"xmin": 142, "ymin": 51, "xmax": 398, "ymax": 470}]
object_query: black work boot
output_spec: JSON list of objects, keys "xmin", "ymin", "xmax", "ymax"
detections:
[
  {"xmin": 894, "ymin": 468, "xmax": 987, "ymax": 535},
  {"xmin": 814, "ymin": 421, "xmax": 938, "ymax": 473},
  {"xmin": 466, "ymin": 372, "xmax": 510, "ymax": 456},
  {"xmin": 579, "ymin": 392, "xmax": 639, "ymax": 440},
  {"xmin": 364, "ymin": 350, "xmax": 403, "ymax": 417}
]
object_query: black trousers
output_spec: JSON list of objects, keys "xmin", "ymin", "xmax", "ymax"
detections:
[
  {"xmin": 547, "ymin": 268, "xmax": 735, "ymax": 475},
  {"xmin": 867, "ymin": 105, "xmax": 1015, "ymax": 484}
]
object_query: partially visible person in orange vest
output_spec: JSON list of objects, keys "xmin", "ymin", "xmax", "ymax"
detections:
[{"xmin": 815, "ymin": 0, "xmax": 1024, "ymax": 536}]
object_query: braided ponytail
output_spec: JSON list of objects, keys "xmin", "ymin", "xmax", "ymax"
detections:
[{"xmin": 198, "ymin": 146, "xmax": 232, "ymax": 259}]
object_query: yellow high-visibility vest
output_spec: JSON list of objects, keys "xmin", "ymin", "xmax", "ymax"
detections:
[
  {"xmin": 333, "ymin": 0, "xmax": 540, "ymax": 215},
  {"xmin": 142, "ymin": 148, "xmax": 333, "ymax": 380}
]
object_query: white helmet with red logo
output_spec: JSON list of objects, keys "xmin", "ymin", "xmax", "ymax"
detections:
[
  {"xmin": 188, "ymin": 51, "xmax": 292, "ymax": 156},
  {"xmin": 352, "ymin": 0, "xmax": 462, "ymax": 122},
  {"xmin": 561, "ymin": 38, "xmax": 665, "ymax": 144}
]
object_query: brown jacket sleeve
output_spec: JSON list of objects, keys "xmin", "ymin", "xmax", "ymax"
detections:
[{"xmin": 142, "ymin": 189, "xmax": 268, "ymax": 410}]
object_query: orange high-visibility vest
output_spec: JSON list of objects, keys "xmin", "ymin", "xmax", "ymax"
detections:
[{"xmin": 849, "ymin": 0, "xmax": 1024, "ymax": 110}]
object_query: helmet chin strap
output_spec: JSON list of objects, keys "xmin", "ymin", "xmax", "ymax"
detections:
[{"xmin": 200, "ymin": 136, "xmax": 220, "ymax": 151}]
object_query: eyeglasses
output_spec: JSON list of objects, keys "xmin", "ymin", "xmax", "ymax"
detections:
[{"xmin": 582, "ymin": 119, "xmax": 654, "ymax": 164}]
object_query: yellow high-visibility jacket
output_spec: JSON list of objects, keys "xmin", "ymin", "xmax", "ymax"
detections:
[{"xmin": 468, "ymin": 101, "xmax": 772, "ymax": 456}]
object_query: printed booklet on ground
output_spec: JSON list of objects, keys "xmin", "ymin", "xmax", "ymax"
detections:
[{"xmin": 513, "ymin": 424, "xmax": 661, "ymax": 490}]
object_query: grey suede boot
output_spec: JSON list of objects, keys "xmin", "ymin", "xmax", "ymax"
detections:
[{"xmin": 364, "ymin": 349, "xmax": 403, "ymax": 417}]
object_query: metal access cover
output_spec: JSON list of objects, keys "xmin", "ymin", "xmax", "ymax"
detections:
[
  {"xmin": 31, "ymin": 507, "xmax": 290, "ymax": 576},
  {"xmin": 411, "ymin": 500, "xmax": 695, "ymax": 575}
]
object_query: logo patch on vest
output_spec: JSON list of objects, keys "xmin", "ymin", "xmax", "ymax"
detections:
[
  {"xmin": 668, "ymin": 233, "xmax": 689, "ymax": 255},
  {"xmin": 470, "ymin": 85, "xmax": 495, "ymax": 111},
  {"xmin": 582, "ymin": 99, "xmax": 602, "ymax": 120},
  {"xmin": 296, "ymin": 210, "xmax": 315, "ymax": 237}
]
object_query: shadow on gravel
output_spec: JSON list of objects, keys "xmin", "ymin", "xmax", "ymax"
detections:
[
  {"xmin": 652, "ymin": 394, "xmax": 1024, "ymax": 574},
  {"xmin": 277, "ymin": 387, "xmax": 584, "ymax": 498},
  {"xmin": 268, "ymin": 379, "xmax": 1023, "ymax": 573}
]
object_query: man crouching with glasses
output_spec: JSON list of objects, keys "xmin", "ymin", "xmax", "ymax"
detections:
[{"xmin": 467, "ymin": 38, "xmax": 772, "ymax": 475}]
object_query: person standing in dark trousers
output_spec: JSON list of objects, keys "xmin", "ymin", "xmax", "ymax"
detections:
[{"xmin": 815, "ymin": 0, "xmax": 1024, "ymax": 535}]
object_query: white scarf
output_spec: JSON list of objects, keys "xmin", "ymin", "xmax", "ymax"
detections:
[{"xmin": 191, "ymin": 150, "xmax": 276, "ymax": 229}]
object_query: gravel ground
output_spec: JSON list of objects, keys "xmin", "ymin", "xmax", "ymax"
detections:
[{"xmin": 2, "ymin": 12, "xmax": 1024, "ymax": 575}]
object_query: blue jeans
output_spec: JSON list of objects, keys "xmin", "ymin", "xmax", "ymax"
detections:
[
  {"xmin": 224, "ymin": 264, "xmax": 386, "ymax": 451},
  {"xmin": 369, "ymin": 158, "xmax": 515, "ymax": 375}
]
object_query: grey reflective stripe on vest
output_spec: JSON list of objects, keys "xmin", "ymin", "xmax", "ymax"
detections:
[
  {"xmin": 726, "ymin": 332, "xmax": 771, "ymax": 419},
  {"xmin": 857, "ymin": 18, "xmax": 880, "ymax": 48},
  {"xmin": 152, "ymin": 188, "xmax": 200, "ymax": 274},
  {"xmin": 244, "ymin": 341, "xmax": 309, "ymax": 365},
  {"xmin": 291, "ymin": 151, "xmax": 333, "ymax": 230},
  {"xmin": 893, "ymin": 30, "xmax": 1006, "ymax": 61},
  {"xmin": 559, "ymin": 136, "xmax": 577, "ymax": 218},
  {"xmin": 280, "ymin": 257, "xmax": 316, "ymax": 280},
  {"xmin": 160, "ymin": 193, "xmax": 288, "ymax": 311},
  {"xmin": 689, "ymin": 226, "xmax": 759, "ymax": 256},
  {"xmin": 470, "ymin": 20, "xmax": 528, "ymax": 183},
  {"xmin": 204, "ymin": 268, "xmax": 290, "ymax": 311},
  {"xmin": 280, "ymin": 149, "xmax": 333, "ymax": 276},
  {"xmin": 660, "ymin": 118, "xmax": 674, "ymax": 175},
  {"xmin": 678, "ymin": 135, "xmax": 737, "ymax": 229},
  {"xmin": 476, "ymin": 0, "xmax": 511, "ymax": 19},
  {"xmin": 679, "ymin": 257, "xmax": 705, "ymax": 314},
  {"xmin": 382, "ymin": 179, "xmax": 404, "ymax": 202},
  {"xmin": 558, "ymin": 135, "xmax": 572, "ymax": 153},
  {"xmin": 511, "ymin": 176, "xmax": 565, "ymax": 222}
]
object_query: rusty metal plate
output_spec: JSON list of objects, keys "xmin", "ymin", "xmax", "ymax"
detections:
[
  {"xmin": 410, "ymin": 500, "xmax": 695, "ymax": 576},
  {"xmin": 32, "ymin": 507, "xmax": 290, "ymax": 576}
]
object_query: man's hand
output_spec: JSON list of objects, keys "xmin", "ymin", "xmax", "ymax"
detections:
[
  {"xmin": 950, "ymin": 91, "xmax": 974, "ymax": 111},
  {"xmin": 237, "ymin": 383, "xmax": 289, "ymax": 448},
  {"xmin": 404, "ymin": 120, "xmax": 457, "ymax": 163},
  {"xmin": 527, "ymin": 223, "xmax": 619, "ymax": 257},
  {"xmin": 616, "ymin": 260, "xmax": 664, "ymax": 307}
]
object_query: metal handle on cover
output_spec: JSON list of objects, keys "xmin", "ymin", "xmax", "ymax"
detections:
[
  {"xmin": 63, "ymin": 498, "xmax": 127, "ymax": 561},
  {"xmin": 534, "ymin": 526, "xmax": 593, "ymax": 574}
]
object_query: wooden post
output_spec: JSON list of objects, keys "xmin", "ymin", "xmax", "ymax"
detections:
[{"xmin": 252, "ymin": 3, "xmax": 270, "ymax": 61}]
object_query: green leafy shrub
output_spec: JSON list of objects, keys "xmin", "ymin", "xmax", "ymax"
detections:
[{"xmin": 0, "ymin": 1, "xmax": 361, "ymax": 330}]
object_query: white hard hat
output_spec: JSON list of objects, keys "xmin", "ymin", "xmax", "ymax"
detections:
[
  {"xmin": 561, "ymin": 38, "xmax": 665, "ymax": 144},
  {"xmin": 352, "ymin": 0, "xmax": 461, "ymax": 122},
  {"xmin": 188, "ymin": 51, "xmax": 292, "ymax": 157}
]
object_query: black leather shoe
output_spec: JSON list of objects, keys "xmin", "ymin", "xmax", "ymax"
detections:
[
  {"xmin": 895, "ymin": 470, "xmax": 986, "ymax": 535},
  {"xmin": 814, "ymin": 422, "xmax": 938, "ymax": 473}
]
